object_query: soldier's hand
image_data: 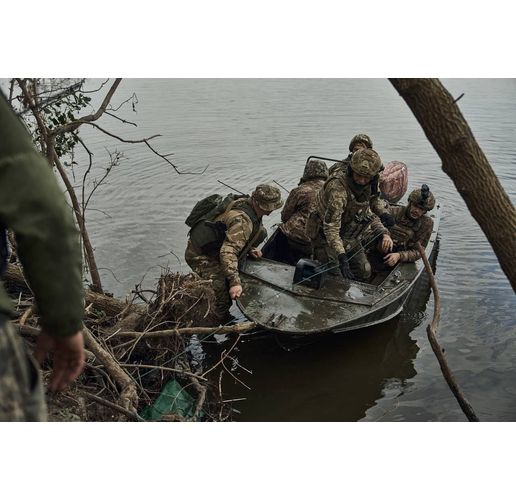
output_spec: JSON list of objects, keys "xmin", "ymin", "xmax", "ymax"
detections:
[
  {"xmin": 380, "ymin": 234, "xmax": 394, "ymax": 253},
  {"xmin": 229, "ymin": 285, "xmax": 243, "ymax": 299},
  {"xmin": 34, "ymin": 329, "xmax": 85, "ymax": 392},
  {"xmin": 379, "ymin": 212, "xmax": 395, "ymax": 228},
  {"xmin": 383, "ymin": 252, "xmax": 401, "ymax": 267},
  {"xmin": 248, "ymin": 248, "xmax": 262, "ymax": 259},
  {"xmin": 338, "ymin": 253, "xmax": 354, "ymax": 281}
]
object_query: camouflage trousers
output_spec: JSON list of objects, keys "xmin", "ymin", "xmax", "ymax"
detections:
[
  {"xmin": 311, "ymin": 233, "xmax": 372, "ymax": 281},
  {"xmin": 0, "ymin": 318, "xmax": 47, "ymax": 421},
  {"xmin": 185, "ymin": 240, "xmax": 232, "ymax": 320}
]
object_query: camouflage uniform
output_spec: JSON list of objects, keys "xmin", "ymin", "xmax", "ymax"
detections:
[
  {"xmin": 0, "ymin": 93, "xmax": 84, "ymax": 421},
  {"xmin": 307, "ymin": 149, "xmax": 388, "ymax": 281},
  {"xmin": 387, "ymin": 205, "xmax": 434, "ymax": 262},
  {"xmin": 0, "ymin": 320, "xmax": 46, "ymax": 421},
  {"xmin": 369, "ymin": 185, "xmax": 436, "ymax": 270},
  {"xmin": 327, "ymin": 134, "xmax": 389, "ymax": 220},
  {"xmin": 279, "ymin": 159, "xmax": 328, "ymax": 261},
  {"xmin": 185, "ymin": 184, "xmax": 282, "ymax": 320}
]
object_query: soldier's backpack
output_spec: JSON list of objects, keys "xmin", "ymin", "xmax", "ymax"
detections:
[
  {"xmin": 185, "ymin": 193, "xmax": 246, "ymax": 229},
  {"xmin": 186, "ymin": 193, "xmax": 254, "ymax": 254}
]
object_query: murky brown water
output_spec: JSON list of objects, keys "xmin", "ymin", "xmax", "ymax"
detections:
[{"xmin": 71, "ymin": 79, "xmax": 515, "ymax": 421}]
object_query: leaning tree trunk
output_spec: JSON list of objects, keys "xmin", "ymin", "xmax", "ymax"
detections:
[{"xmin": 389, "ymin": 78, "xmax": 516, "ymax": 292}]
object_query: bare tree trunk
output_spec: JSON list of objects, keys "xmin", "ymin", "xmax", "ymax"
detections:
[
  {"xmin": 51, "ymin": 151, "xmax": 104, "ymax": 293},
  {"xmin": 389, "ymin": 78, "xmax": 516, "ymax": 291}
]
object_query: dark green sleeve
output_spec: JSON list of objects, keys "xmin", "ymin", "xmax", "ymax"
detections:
[{"xmin": 0, "ymin": 93, "xmax": 84, "ymax": 337}]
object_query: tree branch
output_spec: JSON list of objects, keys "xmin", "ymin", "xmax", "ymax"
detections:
[{"xmin": 416, "ymin": 242, "xmax": 480, "ymax": 422}]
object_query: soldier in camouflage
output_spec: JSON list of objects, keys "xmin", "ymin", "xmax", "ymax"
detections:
[
  {"xmin": 369, "ymin": 185, "xmax": 436, "ymax": 270},
  {"xmin": 185, "ymin": 184, "xmax": 283, "ymax": 322},
  {"xmin": 307, "ymin": 148, "xmax": 394, "ymax": 281},
  {"xmin": 327, "ymin": 133, "xmax": 373, "ymax": 177},
  {"xmin": 278, "ymin": 159, "xmax": 328, "ymax": 264},
  {"xmin": 0, "ymin": 92, "xmax": 85, "ymax": 421},
  {"xmin": 328, "ymin": 133, "xmax": 392, "ymax": 225}
]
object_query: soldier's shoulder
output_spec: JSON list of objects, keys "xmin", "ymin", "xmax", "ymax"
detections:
[
  {"xmin": 420, "ymin": 214, "xmax": 434, "ymax": 231},
  {"xmin": 227, "ymin": 208, "xmax": 253, "ymax": 226}
]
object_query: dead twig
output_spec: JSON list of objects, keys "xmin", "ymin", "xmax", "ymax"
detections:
[
  {"xmin": 78, "ymin": 390, "xmax": 145, "ymax": 422},
  {"xmin": 83, "ymin": 327, "xmax": 139, "ymax": 415}
]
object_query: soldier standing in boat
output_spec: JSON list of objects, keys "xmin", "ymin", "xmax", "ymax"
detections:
[
  {"xmin": 185, "ymin": 184, "xmax": 283, "ymax": 323},
  {"xmin": 276, "ymin": 159, "xmax": 328, "ymax": 264},
  {"xmin": 306, "ymin": 148, "xmax": 394, "ymax": 282},
  {"xmin": 369, "ymin": 184, "xmax": 436, "ymax": 271},
  {"xmin": 329, "ymin": 133, "xmax": 393, "ymax": 227},
  {"xmin": 328, "ymin": 133, "xmax": 374, "ymax": 177}
]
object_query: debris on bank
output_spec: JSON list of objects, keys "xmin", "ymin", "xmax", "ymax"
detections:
[{"xmin": 5, "ymin": 263, "xmax": 255, "ymax": 422}]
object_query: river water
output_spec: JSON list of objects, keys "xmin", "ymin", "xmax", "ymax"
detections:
[{"xmin": 71, "ymin": 79, "xmax": 515, "ymax": 421}]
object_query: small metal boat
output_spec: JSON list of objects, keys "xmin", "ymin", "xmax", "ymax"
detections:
[{"xmin": 237, "ymin": 204, "xmax": 441, "ymax": 335}]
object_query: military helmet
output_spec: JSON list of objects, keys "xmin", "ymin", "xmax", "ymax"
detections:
[
  {"xmin": 408, "ymin": 184, "xmax": 436, "ymax": 211},
  {"xmin": 301, "ymin": 159, "xmax": 328, "ymax": 181},
  {"xmin": 349, "ymin": 133, "xmax": 373, "ymax": 152},
  {"xmin": 351, "ymin": 148, "xmax": 382, "ymax": 177},
  {"xmin": 251, "ymin": 184, "xmax": 283, "ymax": 211}
]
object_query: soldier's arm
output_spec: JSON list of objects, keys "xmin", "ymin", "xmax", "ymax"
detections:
[
  {"xmin": 370, "ymin": 195, "xmax": 389, "ymax": 216},
  {"xmin": 0, "ymin": 95, "xmax": 84, "ymax": 338},
  {"xmin": 322, "ymin": 180, "xmax": 347, "ymax": 255},
  {"xmin": 399, "ymin": 217, "xmax": 434, "ymax": 262},
  {"xmin": 281, "ymin": 188, "xmax": 299, "ymax": 223},
  {"xmin": 219, "ymin": 213, "xmax": 253, "ymax": 287}
]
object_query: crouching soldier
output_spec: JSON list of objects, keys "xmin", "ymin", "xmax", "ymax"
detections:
[
  {"xmin": 328, "ymin": 133, "xmax": 373, "ymax": 177},
  {"xmin": 277, "ymin": 159, "xmax": 328, "ymax": 265},
  {"xmin": 329, "ymin": 133, "xmax": 393, "ymax": 227},
  {"xmin": 185, "ymin": 184, "xmax": 283, "ymax": 323},
  {"xmin": 369, "ymin": 184, "xmax": 435, "ymax": 271},
  {"xmin": 306, "ymin": 148, "xmax": 393, "ymax": 282}
]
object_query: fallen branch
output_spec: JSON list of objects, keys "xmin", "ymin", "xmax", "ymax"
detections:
[
  {"xmin": 113, "ymin": 321, "xmax": 257, "ymax": 339},
  {"xmin": 5, "ymin": 263, "xmax": 144, "ymax": 317},
  {"xmin": 416, "ymin": 242, "xmax": 480, "ymax": 422},
  {"xmin": 82, "ymin": 327, "xmax": 139, "ymax": 415},
  {"xmin": 78, "ymin": 390, "xmax": 145, "ymax": 422}
]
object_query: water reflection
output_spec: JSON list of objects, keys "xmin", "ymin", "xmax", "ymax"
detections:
[{"xmin": 217, "ymin": 246, "xmax": 437, "ymax": 421}]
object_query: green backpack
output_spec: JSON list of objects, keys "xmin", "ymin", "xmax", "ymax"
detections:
[
  {"xmin": 185, "ymin": 193, "xmax": 247, "ymax": 229},
  {"xmin": 185, "ymin": 193, "xmax": 250, "ymax": 254}
]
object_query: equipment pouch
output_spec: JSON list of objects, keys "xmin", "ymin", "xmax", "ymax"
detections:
[{"xmin": 189, "ymin": 220, "xmax": 227, "ymax": 254}]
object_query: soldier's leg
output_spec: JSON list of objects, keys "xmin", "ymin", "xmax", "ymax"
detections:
[
  {"xmin": 185, "ymin": 242, "xmax": 232, "ymax": 320},
  {"xmin": 0, "ymin": 319, "xmax": 47, "ymax": 421},
  {"xmin": 348, "ymin": 246, "xmax": 372, "ymax": 282},
  {"xmin": 341, "ymin": 238, "xmax": 372, "ymax": 281}
]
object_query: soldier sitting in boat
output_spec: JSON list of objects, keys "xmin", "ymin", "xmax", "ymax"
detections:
[
  {"xmin": 368, "ymin": 184, "xmax": 436, "ymax": 271},
  {"xmin": 275, "ymin": 159, "xmax": 328, "ymax": 265},
  {"xmin": 185, "ymin": 184, "xmax": 283, "ymax": 323},
  {"xmin": 306, "ymin": 148, "xmax": 394, "ymax": 282}
]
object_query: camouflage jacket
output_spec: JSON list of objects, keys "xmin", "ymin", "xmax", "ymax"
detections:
[
  {"xmin": 388, "ymin": 205, "xmax": 434, "ymax": 262},
  {"xmin": 0, "ymin": 93, "xmax": 84, "ymax": 337},
  {"xmin": 328, "ymin": 156, "xmax": 388, "ymax": 217},
  {"xmin": 327, "ymin": 155, "xmax": 352, "ymax": 178},
  {"xmin": 280, "ymin": 178, "xmax": 324, "ymax": 244},
  {"xmin": 316, "ymin": 172, "xmax": 388, "ymax": 255},
  {"xmin": 216, "ymin": 199, "xmax": 263, "ymax": 287}
]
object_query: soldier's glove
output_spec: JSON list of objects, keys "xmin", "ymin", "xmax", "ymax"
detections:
[
  {"xmin": 338, "ymin": 253, "xmax": 354, "ymax": 280},
  {"xmin": 380, "ymin": 212, "xmax": 395, "ymax": 229}
]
